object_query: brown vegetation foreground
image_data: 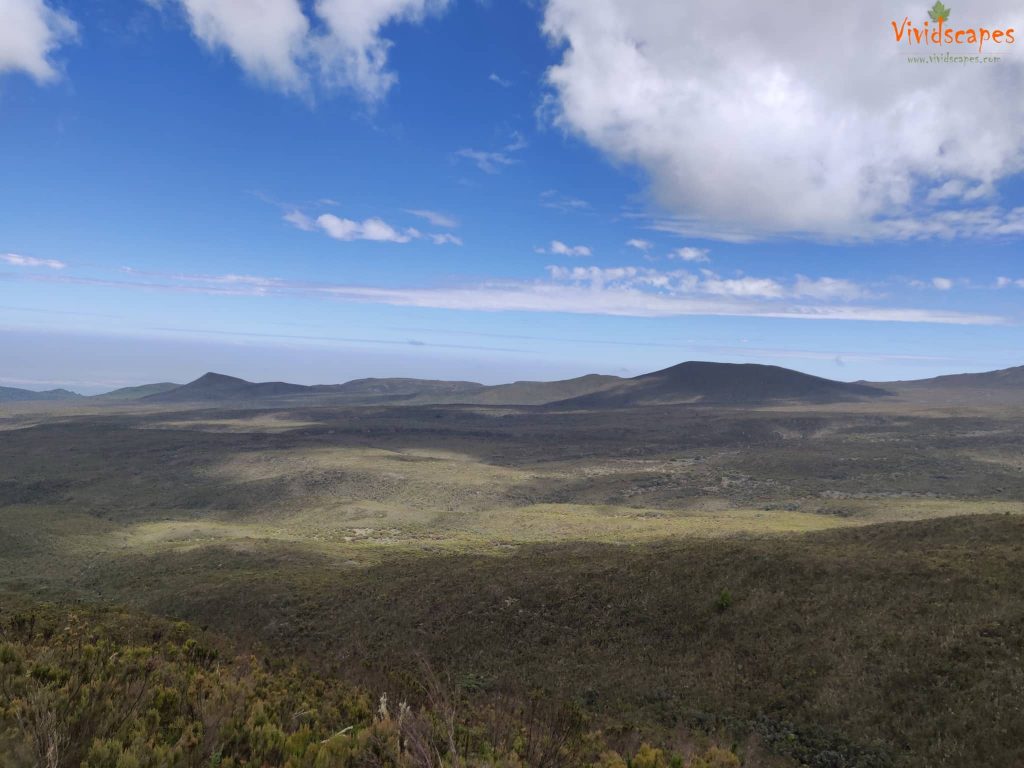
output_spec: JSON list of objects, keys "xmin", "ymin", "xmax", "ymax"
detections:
[
  {"xmin": 0, "ymin": 599, "xmax": 745, "ymax": 767},
  {"xmin": 76, "ymin": 514, "xmax": 1024, "ymax": 768}
]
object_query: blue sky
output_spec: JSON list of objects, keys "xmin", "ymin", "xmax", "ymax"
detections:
[{"xmin": 1, "ymin": 0, "xmax": 1023, "ymax": 393}]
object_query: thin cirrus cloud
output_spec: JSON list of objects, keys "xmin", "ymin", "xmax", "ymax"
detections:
[
  {"xmin": 1, "ymin": 252, "xmax": 66, "ymax": 269},
  {"xmin": 0, "ymin": 0, "xmax": 77, "ymax": 82},
  {"xmin": 546, "ymin": 266, "xmax": 867, "ymax": 304},
  {"xmin": 540, "ymin": 190, "xmax": 590, "ymax": 213},
  {"xmin": 7, "ymin": 264, "xmax": 1004, "ymax": 326},
  {"xmin": 283, "ymin": 210, "xmax": 461, "ymax": 245},
  {"xmin": 456, "ymin": 132, "xmax": 527, "ymax": 174},
  {"xmin": 542, "ymin": 0, "xmax": 1024, "ymax": 240},
  {"xmin": 171, "ymin": 0, "xmax": 451, "ymax": 101},
  {"xmin": 406, "ymin": 209, "xmax": 458, "ymax": 228}
]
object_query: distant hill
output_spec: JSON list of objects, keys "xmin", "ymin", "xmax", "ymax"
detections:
[
  {"xmin": 91, "ymin": 383, "xmax": 181, "ymax": 402},
  {"xmin": 329, "ymin": 378, "xmax": 485, "ymax": 399},
  {"xmin": 143, "ymin": 372, "xmax": 621, "ymax": 407},
  {"xmin": 143, "ymin": 373, "xmax": 314, "ymax": 403},
  {"xmin": 883, "ymin": 365, "xmax": 1024, "ymax": 390},
  {"xmin": 143, "ymin": 373, "xmax": 487, "ymax": 405},
  {"xmin": 449, "ymin": 374, "xmax": 623, "ymax": 406},
  {"xmin": 553, "ymin": 361, "xmax": 890, "ymax": 408},
  {"xmin": 874, "ymin": 364, "xmax": 1024, "ymax": 405},
  {"xmin": 136, "ymin": 364, "xmax": 895, "ymax": 408},
  {"xmin": 0, "ymin": 385, "xmax": 82, "ymax": 404},
  {"xmin": 25, "ymin": 362, "xmax": 1024, "ymax": 409}
]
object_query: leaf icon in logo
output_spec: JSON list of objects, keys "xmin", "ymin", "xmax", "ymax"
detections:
[{"xmin": 928, "ymin": 1, "xmax": 951, "ymax": 22}]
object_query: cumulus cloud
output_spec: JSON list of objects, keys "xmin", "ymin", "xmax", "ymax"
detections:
[
  {"xmin": 312, "ymin": 0, "xmax": 450, "ymax": 101},
  {"xmin": 0, "ymin": 0, "xmax": 77, "ymax": 82},
  {"xmin": 178, "ymin": 0, "xmax": 310, "ymax": 92},
  {"xmin": 171, "ymin": 0, "xmax": 449, "ymax": 100},
  {"xmin": 317, "ymin": 213, "xmax": 415, "ymax": 242},
  {"xmin": 626, "ymin": 239, "xmax": 652, "ymax": 251},
  {"xmin": 668, "ymin": 246, "xmax": 709, "ymax": 263},
  {"xmin": 542, "ymin": 0, "xmax": 1024, "ymax": 239},
  {"xmin": 543, "ymin": 240, "xmax": 592, "ymax": 257},
  {"xmin": 931, "ymin": 277, "xmax": 954, "ymax": 291},
  {"xmin": 488, "ymin": 72, "xmax": 511, "ymax": 87},
  {"xmin": 1, "ymin": 252, "xmax": 66, "ymax": 269},
  {"xmin": 283, "ymin": 208, "xmax": 460, "ymax": 244}
]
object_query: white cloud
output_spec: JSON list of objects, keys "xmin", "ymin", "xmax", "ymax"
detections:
[
  {"xmin": 455, "ymin": 149, "xmax": 515, "ymax": 174},
  {"xmin": 284, "ymin": 209, "xmax": 457, "ymax": 244},
  {"xmin": 179, "ymin": 0, "xmax": 310, "ymax": 93},
  {"xmin": 995, "ymin": 276, "xmax": 1024, "ymax": 288},
  {"xmin": 701, "ymin": 275, "xmax": 784, "ymax": 299},
  {"xmin": 312, "ymin": 0, "xmax": 450, "ymax": 101},
  {"xmin": 540, "ymin": 190, "xmax": 590, "ymax": 212},
  {"xmin": 874, "ymin": 206, "xmax": 1024, "ymax": 239},
  {"xmin": 668, "ymin": 246, "xmax": 709, "ymax": 263},
  {"xmin": 429, "ymin": 233, "xmax": 462, "ymax": 246},
  {"xmin": 1, "ymin": 252, "xmax": 66, "ymax": 269},
  {"xmin": 548, "ymin": 264, "xmax": 871, "ymax": 304},
  {"xmin": 542, "ymin": 0, "xmax": 1024, "ymax": 240},
  {"xmin": 456, "ymin": 133, "xmax": 527, "ymax": 174},
  {"xmin": 793, "ymin": 275, "xmax": 866, "ymax": 301},
  {"xmin": 171, "ymin": 0, "xmax": 449, "ymax": 100},
  {"xmin": 317, "ymin": 213, "xmax": 415, "ymax": 243},
  {"xmin": 547, "ymin": 240, "xmax": 592, "ymax": 257},
  {"xmin": 13, "ymin": 264, "xmax": 1002, "ymax": 325},
  {"xmin": 932, "ymin": 277, "xmax": 954, "ymax": 291},
  {"xmin": 406, "ymin": 209, "xmax": 458, "ymax": 228},
  {"xmin": 0, "ymin": 0, "xmax": 77, "ymax": 82},
  {"xmin": 283, "ymin": 210, "xmax": 315, "ymax": 231},
  {"xmin": 489, "ymin": 72, "xmax": 511, "ymax": 87},
  {"xmin": 626, "ymin": 238, "xmax": 652, "ymax": 251}
]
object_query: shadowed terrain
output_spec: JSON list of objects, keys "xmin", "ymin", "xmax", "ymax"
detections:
[{"xmin": 2, "ymin": 362, "xmax": 1023, "ymax": 766}]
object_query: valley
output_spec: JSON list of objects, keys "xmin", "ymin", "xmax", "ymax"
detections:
[{"xmin": 2, "ymin": 362, "xmax": 1024, "ymax": 766}]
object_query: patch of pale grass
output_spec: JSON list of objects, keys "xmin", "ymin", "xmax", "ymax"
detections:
[{"xmin": 143, "ymin": 415, "xmax": 319, "ymax": 433}]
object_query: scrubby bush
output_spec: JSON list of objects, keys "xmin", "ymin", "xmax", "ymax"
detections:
[
  {"xmin": 715, "ymin": 589, "xmax": 733, "ymax": 612},
  {"xmin": 0, "ymin": 602, "xmax": 744, "ymax": 768}
]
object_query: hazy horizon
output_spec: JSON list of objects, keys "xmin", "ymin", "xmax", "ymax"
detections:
[
  {"xmin": 2, "ymin": 327, "xmax": 1019, "ymax": 396},
  {"xmin": 3, "ymin": 1, "xmax": 1024, "ymax": 392}
]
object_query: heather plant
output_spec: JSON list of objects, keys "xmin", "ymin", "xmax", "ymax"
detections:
[{"xmin": 0, "ymin": 602, "xmax": 742, "ymax": 768}]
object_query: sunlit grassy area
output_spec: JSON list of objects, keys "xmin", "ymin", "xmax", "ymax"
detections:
[{"xmin": 3, "ymin": 400, "xmax": 1024, "ymax": 766}]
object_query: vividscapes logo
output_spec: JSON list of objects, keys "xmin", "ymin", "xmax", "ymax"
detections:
[{"xmin": 892, "ymin": 2, "xmax": 1015, "ymax": 52}]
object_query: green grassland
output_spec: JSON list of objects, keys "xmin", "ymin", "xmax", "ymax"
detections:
[{"xmin": 2, "ymin": 400, "xmax": 1024, "ymax": 766}]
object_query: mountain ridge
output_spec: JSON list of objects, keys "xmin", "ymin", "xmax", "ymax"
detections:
[
  {"xmin": 0, "ymin": 385, "xmax": 83, "ymax": 403},
  {"xmin": 138, "ymin": 362, "xmax": 893, "ymax": 407},
  {"xmin": 551, "ymin": 361, "xmax": 890, "ymax": 408}
]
